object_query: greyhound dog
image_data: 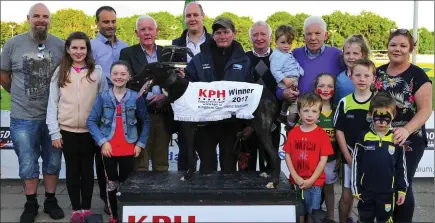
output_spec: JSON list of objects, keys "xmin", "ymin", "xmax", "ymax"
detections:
[{"xmin": 129, "ymin": 46, "xmax": 280, "ymax": 188}]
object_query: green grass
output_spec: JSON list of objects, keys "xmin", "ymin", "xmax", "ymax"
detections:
[
  {"xmin": 417, "ymin": 63, "xmax": 434, "ymax": 77},
  {"xmin": 374, "ymin": 62, "xmax": 434, "ymax": 78},
  {"xmin": 0, "ymin": 87, "xmax": 11, "ymax": 111},
  {"xmin": 430, "ymin": 77, "xmax": 434, "ymax": 110}
]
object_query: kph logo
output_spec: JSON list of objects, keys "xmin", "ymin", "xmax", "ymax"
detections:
[
  {"xmin": 128, "ymin": 215, "xmax": 196, "ymax": 223},
  {"xmin": 198, "ymin": 89, "xmax": 226, "ymax": 99}
]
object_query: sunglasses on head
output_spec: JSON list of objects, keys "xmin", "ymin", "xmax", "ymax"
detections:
[
  {"xmin": 37, "ymin": 43, "xmax": 45, "ymax": 58},
  {"xmin": 390, "ymin": 28, "xmax": 410, "ymax": 34},
  {"xmin": 352, "ymin": 34, "xmax": 364, "ymax": 40}
]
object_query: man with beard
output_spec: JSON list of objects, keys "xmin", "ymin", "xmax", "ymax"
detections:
[
  {"xmin": 90, "ymin": 5, "xmax": 127, "ymax": 215},
  {"xmin": 171, "ymin": 2, "xmax": 213, "ymax": 171},
  {"xmin": 91, "ymin": 6, "xmax": 128, "ymax": 88},
  {"xmin": 0, "ymin": 3, "xmax": 65, "ymax": 223},
  {"xmin": 243, "ymin": 21, "xmax": 282, "ymax": 173}
]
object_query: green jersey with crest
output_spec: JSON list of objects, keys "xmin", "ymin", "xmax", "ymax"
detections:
[{"xmin": 318, "ymin": 109, "xmax": 339, "ymax": 162}]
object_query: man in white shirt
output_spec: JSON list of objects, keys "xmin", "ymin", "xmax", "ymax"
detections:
[{"xmin": 171, "ymin": 2, "xmax": 213, "ymax": 171}]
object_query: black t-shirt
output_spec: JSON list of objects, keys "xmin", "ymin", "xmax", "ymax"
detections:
[
  {"xmin": 376, "ymin": 63, "xmax": 431, "ymax": 126},
  {"xmin": 376, "ymin": 64, "xmax": 432, "ymax": 147}
]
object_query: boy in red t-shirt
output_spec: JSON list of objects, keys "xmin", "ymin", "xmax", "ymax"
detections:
[{"xmin": 284, "ymin": 92, "xmax": 334, "ymax": 223}]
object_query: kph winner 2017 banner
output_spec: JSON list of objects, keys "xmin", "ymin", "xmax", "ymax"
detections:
[{"xmin": 171, "ymin": 81, "xmax": 263, "ymax": 122}]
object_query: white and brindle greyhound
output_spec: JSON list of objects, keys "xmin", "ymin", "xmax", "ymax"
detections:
[{"xmin": 129, "ymin": 46, "xmax": 280, "ymax": 188}]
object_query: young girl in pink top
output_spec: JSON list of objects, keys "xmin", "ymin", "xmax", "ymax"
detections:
[{"xmin": 46, "ymin": 31, "xmax": 108, "ymax": 223}]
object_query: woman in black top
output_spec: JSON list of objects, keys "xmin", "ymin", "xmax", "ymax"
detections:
[{"xmin": 375, "ymin": 29, "xmax": 432, "ymax": 223}]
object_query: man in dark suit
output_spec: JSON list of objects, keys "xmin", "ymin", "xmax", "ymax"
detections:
[
  {"xmin": 120, "ymin": 14, "xmax": 172, "ymax": 172},
  {"xmin": 171, "ymin": 2, "xmax": 213, "ymax": 171}
]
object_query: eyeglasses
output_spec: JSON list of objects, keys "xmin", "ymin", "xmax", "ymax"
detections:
[
  {"xmin": 390, "ymin": 28, "xmax": 410, "ymax": 35},
  {"xmin": 37, "ymin": 43, "xmax": 45, "ymax": 58},
  {"xmin": 352, "ymin": 34, "xmax": 364, "ymax": 40}
]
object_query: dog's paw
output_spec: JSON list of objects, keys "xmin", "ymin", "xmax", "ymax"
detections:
[
  {"xmin": 259, "ymin": 172, "xmax": 270, "ymax": 178},
  {"xmin": 265, "ymin": 182, "xmax": 275, "ymax": 189},
  {"xmin": 180, "ymin": 176, "xmax": 185, "ymax": 181}
]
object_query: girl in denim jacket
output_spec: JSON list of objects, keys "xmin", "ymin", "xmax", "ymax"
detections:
[{"xmin": 87, "ymin": 60, "xmax": 151, "ymax": 223}]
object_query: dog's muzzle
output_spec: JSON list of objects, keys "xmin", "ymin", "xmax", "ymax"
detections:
[{"xmin": 164, "ymin": 72, "xmax": 179, "ymax": 87}]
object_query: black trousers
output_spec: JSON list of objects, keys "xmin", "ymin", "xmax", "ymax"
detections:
[
  {"xmin": 358, "ymin": 192, "xmax": 395, "ymax": 223},
  {"xmin": 102, "ymin": 155, "xmax": 134, "ymax": 219},
  {"xmin": 393, "ymin": 136, "xmax": 425, "ymax": 223},
  {"xmin": 245, "ymin": 121, "xmax": 281, "ymax": 172},
  {"xmin": 95, "ymin": 151, "xmax": 106, "ymax": 202},
  {"xmin": 195, "ymin": 121, "xmax": 244, "ymax": 173},
  {"xmin": 177, "ymin": 130, "xmax": 188, "ymax": 171},
  {"xmin": 177, "ymin": 130, "xmax": 202, "ymax": 171},
  {"xmin": 61, "ymin": 130, "xmax": 96, "ymax": 211}
]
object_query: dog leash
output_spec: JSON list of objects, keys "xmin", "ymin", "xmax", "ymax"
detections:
[
  {"xmin": 136, "ymin": 80, "xmax": 153, "ymax": 99},
  {"xmin": 100, "ymin": 154, "xmax": 114, "ymax": 218}
]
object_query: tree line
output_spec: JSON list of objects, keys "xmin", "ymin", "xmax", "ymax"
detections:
[{"xmin": 1, "ymin": 9, "xmax": 434, "ymax": 54}]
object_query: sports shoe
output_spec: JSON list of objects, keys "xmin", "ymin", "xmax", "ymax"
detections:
[
  {"xmin": 70, "ymin": 211, "xmax": 83, "ymax": 223},
  {"xmin": 82, "ymin": 210, "xmax": 93, "ymax": 219},
  {"xmin": 20, "ymin": 201, "xmax": 39, "ymax": 223},
  {"xmin": 43, "ymin": 197, "xmax": 65, "ymax": 219},
  {"xmin": 312, "ymin": 209, "xmax": 327, "ymax": 223},
  {"xmin": 109, "ymin": 217, "xmax": 119, "ymax": 223}
]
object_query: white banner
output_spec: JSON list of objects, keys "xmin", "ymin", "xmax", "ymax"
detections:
[
  {"xmin": 172, "ymin": 81, "xmax": 263, "ymax": 122},
  {"xmin": 122, "ymin": 205, "xmax": 296, "ymax": 223},
  {"xmin": 1, "ymin": 110, "xmax": 434, "ymax": 178}
]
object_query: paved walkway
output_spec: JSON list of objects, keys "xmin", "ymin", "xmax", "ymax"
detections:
[{"xmin": 1, "ymin": 178, "xmax": 433, "ymax": 222}]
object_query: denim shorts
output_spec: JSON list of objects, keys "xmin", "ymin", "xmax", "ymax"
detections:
[
  {"xmin": 10, "ymin": 118, "xmax": 62, "ymax": 179},
  {"xmin": 294, "ymin": 185, "xmax": 322, "ymax": 216}
]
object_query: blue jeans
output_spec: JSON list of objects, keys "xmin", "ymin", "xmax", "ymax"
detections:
[
  {"xmin": 10, "ymin": 118, "xmax": 62, "ymax": 179},
  {"xmin": 294, "ymin": 185, "xmax": 322, "ymax": 216}
]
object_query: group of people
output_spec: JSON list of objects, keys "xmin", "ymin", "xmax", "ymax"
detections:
[{"xmin": 0, "ymin": 2, "xmax": 432, "ymax": 223}]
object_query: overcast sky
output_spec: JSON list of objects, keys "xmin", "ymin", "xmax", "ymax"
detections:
[{"xmin": 1, "ymin": 1, "xmax": 434, "ymax": 30}]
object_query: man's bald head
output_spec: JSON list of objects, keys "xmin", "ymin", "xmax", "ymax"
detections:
[
  {"xmin": 184, "ymin": 2, "xmax": 204, "ymax": 16},
  {"xmin": 28, "ymin": 3, "xmax": 50, "ymax": 17},
  {"xmin": 27, "ymin": 3, "xmax": 51, "ymax": 41}
]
